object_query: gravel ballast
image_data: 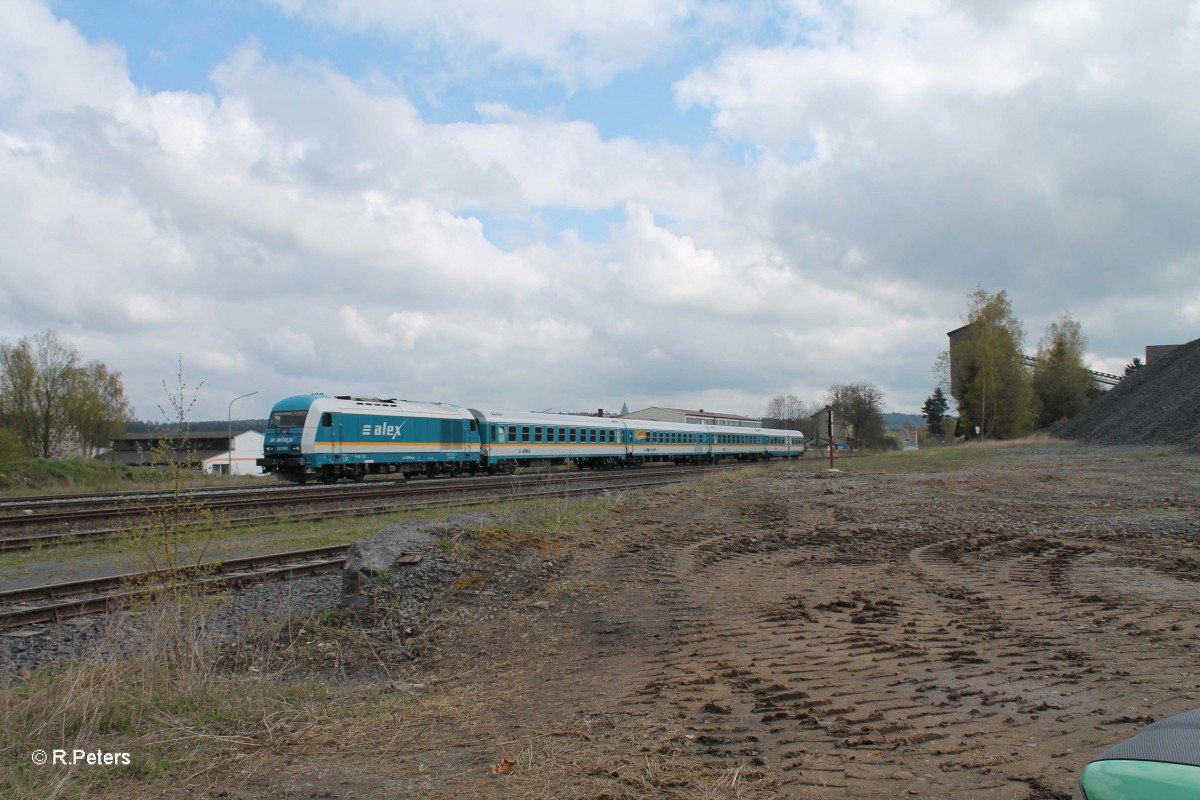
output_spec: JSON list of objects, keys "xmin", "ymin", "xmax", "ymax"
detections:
[{"xmin": 1054, "ymin": 336, "xmax": 1200, "ymax": 446}]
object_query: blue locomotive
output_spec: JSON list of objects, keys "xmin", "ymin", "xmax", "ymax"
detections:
[{"xmin": 258, "ymin": 394, "xmax": 805, "ymax": 483}]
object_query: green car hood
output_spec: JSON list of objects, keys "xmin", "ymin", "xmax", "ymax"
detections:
[{"xmin": 1074, "ymin": 708, "xmax": 1200, "ymax": 799}]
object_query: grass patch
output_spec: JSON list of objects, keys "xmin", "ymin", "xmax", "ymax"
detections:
[
  {"xmin": 0, "ymin": 457, "xmax": 277, "ymax": 497},
  {"xmin": 0, "ymin": 624, "xmax": 416, "ymax": 800}
]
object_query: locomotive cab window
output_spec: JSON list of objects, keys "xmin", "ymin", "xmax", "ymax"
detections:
[
  {"xmin": 320, "ymin": 412, "xmax": 333, "ymax": 428},
  {"xmin": 270, "ymin": 410, "xmax": 309, "ymax": 429}
]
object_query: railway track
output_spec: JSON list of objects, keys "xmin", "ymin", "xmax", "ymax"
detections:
[
  {"xmin": 0, "ymin": 545, "xmax": 348, "ymax": 629},
  {"xmin": 0, "ymin": 462, "xmax": 776, "ymax": 553},
  {"xmin": 0, "ymin": 463, "xmax": 749, "ymax": 628}
]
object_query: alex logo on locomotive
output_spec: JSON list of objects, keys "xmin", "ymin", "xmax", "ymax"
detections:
[{"xmin": 361, "ymin": 422, "xmax": 406, "ymax": 440}]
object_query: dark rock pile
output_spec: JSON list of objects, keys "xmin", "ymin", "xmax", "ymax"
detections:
[{"xmin": 1054, "ymin": 337, "xmax": 1200, "ymax": 447}]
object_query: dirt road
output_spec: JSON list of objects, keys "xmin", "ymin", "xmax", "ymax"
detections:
[{"xmin": 214, "ymin": 445, "xmax": 1200, "ymax": 799}]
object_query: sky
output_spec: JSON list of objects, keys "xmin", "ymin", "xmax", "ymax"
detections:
[{"xmin": 1, "ymin": 0, "xmax": 1198, "ymax": 423}]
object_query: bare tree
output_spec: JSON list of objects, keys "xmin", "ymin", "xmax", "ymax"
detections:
[
  {"xmin": 764, "ymin": 396, "xmax": 787, "ymax": 425},
  {"xmin": 764, "ymin": 394, "xmax": 820, "ymax": 439},
  {"xmin": 825, "ymin": 381, "xmax": 886, "ymax": 450}
]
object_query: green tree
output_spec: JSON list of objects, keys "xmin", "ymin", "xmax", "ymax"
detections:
[
  {"xmin": 1032, "ymin": 313, "xmax": 1094, "ymax": 428},
  {"xmin": 950, "ymin": 289, "xmax": 1033, "ymax": 439},
  {"xmin": 1123, "ymin": 357, "xmax": 1143, "ymax": 377},
  {"xmin": 67, "ymin": 361, "xmax": 133, "ymax": 457},
  {"xmin": 825, "ymin": 381, "xmax": 886, "ymax": 450},
  {"xmin": 921, "ymin": 387, "xmax": 950, "ymax": 437},
  {"xmin": 0, "ymin": 330, "xmax": 79, "ymax": 457},
  {"xmin": 0, "ymin": 330, "xmax": 132, "ymax": 458}
]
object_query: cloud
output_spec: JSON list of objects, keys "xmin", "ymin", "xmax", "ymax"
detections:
[
  {"xmin": 265, "ymin": 327, "xmax": 317, "ymax": 366},
  {"xmin": 266, "ymin": 0, "xmax": 702, "ymax": 89},
  {"xmin": 0, "ymin": 0, "xmax": 1197, "ymax": 424},
  {"xmin": 675, "ymin": 0, "xmax": 1200, "ymax": 318}
]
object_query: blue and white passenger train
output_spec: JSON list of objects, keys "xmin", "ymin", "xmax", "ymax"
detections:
[{"xmin": 258, "ymin": 394, "xmax": 806, "ymax": 484}]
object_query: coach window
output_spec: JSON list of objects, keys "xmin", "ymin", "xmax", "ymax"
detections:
[
  {"xmin": 569, "ymin": 428, "xmax": 576, "ymax": 443},
  {"xmin": 588, "ymin": 429, "xmax": 595, "ymax": 443},
  {"xmin": 534, "ymin": 427, "xmax": 542, "ymax": 443},
  {"xmin": 521, "ymin": 426, "xmax": 530, "ymax": 443},
  {"xmin": 609, "ymin": 430, "xmax": 616, "ymax": 443}
]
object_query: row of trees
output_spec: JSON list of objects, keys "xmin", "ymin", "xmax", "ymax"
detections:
[
  {"xmin": 766, "ymin": 289, "xmax": 1108, "ymax": 450},
  {"xmin": 946, "ymin": 289, "xmax": 1103, "ymax": 439},
  {"xmin": 0, "ymin": 330, "xmax": 133, "ymax": 459},
  {"xmin": 764, "ymin": 381, "xmax": 891, "ymax": 450}
]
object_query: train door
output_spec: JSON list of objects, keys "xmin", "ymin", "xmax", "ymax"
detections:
[
  {"xmin": 468, "ymin": 410, "xmax": 489, "ymax": 464},
  {"xmin": 320, "ymin": 411, "xmax": 341, "ymax": 457},
  {"xmin": 440, "ymin": 418, "xmax": 463, "ymax": 453}
]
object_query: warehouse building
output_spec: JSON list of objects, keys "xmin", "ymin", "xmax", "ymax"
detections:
[{"xmin": 103, "ymin": 431, "xmax": 266, "ymax": 476}]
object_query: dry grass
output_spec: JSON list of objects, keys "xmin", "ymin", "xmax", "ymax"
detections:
[{"xmin": 0, "ymin": 476, "xmax": 735, "ymax": 798}]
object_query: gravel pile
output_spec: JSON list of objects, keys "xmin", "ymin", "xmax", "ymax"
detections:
[{"xmin": 1054, "ymin": 337, "xmax": 1200, "ymax": 446}]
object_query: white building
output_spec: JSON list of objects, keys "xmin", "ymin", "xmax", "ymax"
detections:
[{"xmin": 201, "ymin": 431, "xmax": 266, "ymax": 476}]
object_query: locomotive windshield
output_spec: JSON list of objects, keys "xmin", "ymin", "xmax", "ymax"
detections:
[{"xmin": 268, "ymin": 410, "xmax": 309, "ymax": 429}]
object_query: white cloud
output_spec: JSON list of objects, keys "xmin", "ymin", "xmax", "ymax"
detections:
[
  {"xmin": 1, "ymin": 0, "xmax": 1197, "ymax": 423},
  {"xmin": 1182, "ymin": 297, "xmax": 1200, "ymax": 325},
  {"xmin": 265, "ymin": 327, "xmax": 317, "ymax": 366},
  {"xmin": 675, "ymin": 0, "xmax": 1200, "ymax": 321},
  {"xmin": 266, "ymin": 0, "xmax": 701, "ymax": 88}
]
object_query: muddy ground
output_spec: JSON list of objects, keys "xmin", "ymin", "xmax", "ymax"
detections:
[{"xmin": 195, "ymin": 445, "xmax": 1199, "ymax": 799}]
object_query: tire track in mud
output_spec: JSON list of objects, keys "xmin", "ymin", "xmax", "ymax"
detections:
[{"xmin": 604, "ymin": 483, "xmax": 1200, "ymax": 799}]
